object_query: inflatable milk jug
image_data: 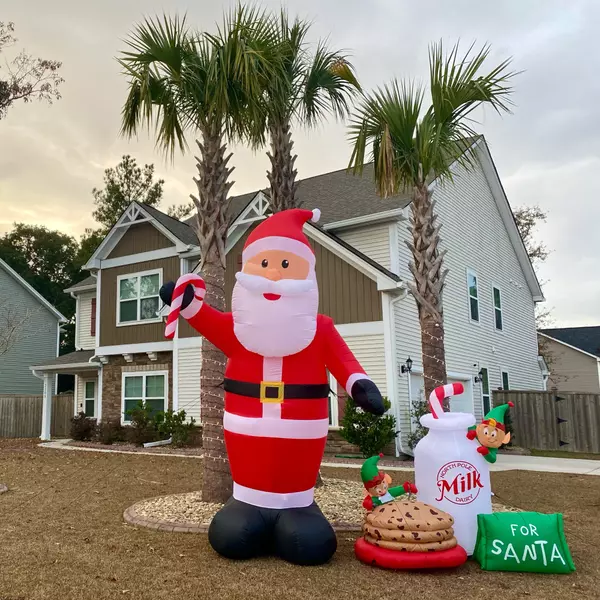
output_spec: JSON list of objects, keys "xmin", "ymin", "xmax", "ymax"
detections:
[{"xmin": 414, "ymin": 388, "xmax": 492, "ymax": 555}]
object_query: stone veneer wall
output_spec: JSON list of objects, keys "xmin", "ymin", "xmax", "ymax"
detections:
[{"xmin": 101, "ymin": 352, "xmax": 173, "ymax": 422}]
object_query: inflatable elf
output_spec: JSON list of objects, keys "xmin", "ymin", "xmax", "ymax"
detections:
[
  {"xmin": 361, "ymin": 454, "xmax": 417, "ymax": 510},
  {"xmin": 466, "ymin": 402, "xmax": 514, "ymax": 464}
]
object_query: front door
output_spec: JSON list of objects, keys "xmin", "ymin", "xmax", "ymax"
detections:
[{"xmin": 84, "ymin": 380, "xmax": 96, "ymax": 418}]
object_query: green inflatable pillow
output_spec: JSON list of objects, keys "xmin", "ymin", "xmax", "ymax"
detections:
[{"xmin": 474, "ymin": 512, "xmax": 575, "ymax": 574}]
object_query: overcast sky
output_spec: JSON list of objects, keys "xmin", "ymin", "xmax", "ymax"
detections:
[{"xmin": 1, "ymin": 0, "xmax": 598, "ymax": 327}]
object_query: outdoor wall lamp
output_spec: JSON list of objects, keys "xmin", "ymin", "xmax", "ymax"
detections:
[
  {"xmin": 401, "ymin": 356, "xmax": 413, "ymax": 374},
  {"xmin": 474, "ymin": 369, "xmax": 484, "ymax": 383}
]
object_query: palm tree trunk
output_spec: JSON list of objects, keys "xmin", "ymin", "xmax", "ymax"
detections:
[
  {"xmin": 190, "ymin": 127, "xmax": 234, "ymax": 503},
  {"xmin": 406, "ymin": 183, "xmax": 450, "ymax": 409},
  {"xmin": 266, "ymin": 118, "xmax": 298, "ymax": 211}
]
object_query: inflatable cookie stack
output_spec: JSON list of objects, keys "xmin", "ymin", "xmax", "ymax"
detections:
[{"xmin": 354, "ymin": 453, "xmax": 468, "ymax": 570}]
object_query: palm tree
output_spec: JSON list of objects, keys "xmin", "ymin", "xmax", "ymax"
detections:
[
  {"xmin": 119, "ymin": 10, "xmax": 273, "ymax": 502},
  {"xmin": 348, "ymin": 42, "xmax": 516, "ymax": 407},
  {"xmin": 253, "ymin": 11, "xmax": 360, "ymax": 211}
]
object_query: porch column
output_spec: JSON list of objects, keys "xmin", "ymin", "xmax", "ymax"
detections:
[{"xmin": 40, "ymin": 372, "xmax": 53, "ymax": 441}]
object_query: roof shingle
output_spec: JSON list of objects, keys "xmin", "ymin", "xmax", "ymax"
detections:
[{"xmin": 540, "ymin": 327, "xmax": 600, "ymax": 358}]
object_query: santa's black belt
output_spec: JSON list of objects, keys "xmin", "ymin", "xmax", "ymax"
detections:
[{"xmin": 223, "ymin": 378, "xmax": 330, "ymax": 403}]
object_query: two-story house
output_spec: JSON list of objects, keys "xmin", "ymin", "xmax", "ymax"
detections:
[{"xmin": 33, "ymin": 137, "xmax": 546, "ymax": 450}]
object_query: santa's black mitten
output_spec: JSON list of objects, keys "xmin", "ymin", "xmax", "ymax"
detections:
[
  {"xmin": 159, "ymin": 281, "xmax": 194, "ymax": 309},
  {"xmin": 350, "ymin": 379, "xmax": 385, "ymax": 415}
]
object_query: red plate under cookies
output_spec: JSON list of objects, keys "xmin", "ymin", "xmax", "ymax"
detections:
[{"xmin": 354, "ymin": 537, "xmax": 468, "ymax": 570}]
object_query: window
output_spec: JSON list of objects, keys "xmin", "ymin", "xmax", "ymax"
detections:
[
  {"xmin": 467, "ymin": 269, "xmax": 479, "ymax": 322},
  {"xmin": 493, "ymin": 286, "xmax": 503, "ymax": 330},
  {"xmin": 84, "ymin": 381, "xmax": 96, "ymax": 417},
  {"xmin": 480, "ymin": 368, "xmax": 491, "ymax": 414},
  {"xmin": 501, "ymin": 371, "xmax": 510, "ymax": 391},
  {"xmin": 117, "ymin": 269, "xmax": 162, "ymax": 325},
  {"xmin": 122, "ymin": 372, "xmax": 167, "ymax": 423}
]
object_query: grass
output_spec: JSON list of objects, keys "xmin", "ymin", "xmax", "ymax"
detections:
[
  {"xmin": 530, "ymin": 448, "xmax": 600, "ymax": 461},
  {"xmin": 0, "ymin": 438, "xmax": 598, "ymax": 600}
]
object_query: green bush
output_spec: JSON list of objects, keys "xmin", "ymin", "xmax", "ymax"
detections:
[
  {"xmin": 125, "ymin": 401, "xmax": 158, "ymax": 446},
  {"xmin": 96, "ymin": 419, "xmax": 125, "ymax": 445},
  {"xmin": 339, "ymin": 397, "xmax": 397, "ymax": 458},
  {"xmin": 407, "ymin": 396, "xmax": 430, "ymax": 450},
  {"xmin": 154, "ymin": 409, "xmax": 196, "ymax": 447},
  {"xmin": 70, "ymin": 412, "xmax": 97, "ymax": 441}
]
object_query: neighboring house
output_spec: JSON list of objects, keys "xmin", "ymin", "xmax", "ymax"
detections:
[
  {"xmin": 0, "ymin": 258, "xmax": 66, "ymax": 394},
  {"xmin": 33, "ymin": 136, "xmax": 546, "ymax": 451},
  {"xmin": 539, "ymin": 327, "xmax": 600, "ymax": 393}
]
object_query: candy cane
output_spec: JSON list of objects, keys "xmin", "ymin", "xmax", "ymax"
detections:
[
  {"xmin": 428, "ymin": 382, "xmax": 465, "ymax": 418},
  {"xmin": 165, "ymin": 274, "xmax": 206, "ymax": 340}
]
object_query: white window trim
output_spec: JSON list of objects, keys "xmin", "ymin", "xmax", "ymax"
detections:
[
  {"xmin": 121, "ymin": 370, "xmax": 169, "ymax": 425},
  {"xmin": 500, "ymin": 369, "xmax": 510, "ymax": 391},
  {"xmin": 466, "ymin": 268, "xmax": 480, "ymax": 324},
  {"xmin": 492, "ymin": 284, "xmax": 503, "ymax": 332},
  {"xmin": 479, "ymin": 366, "xmax": 491, "ymax": 414},
  {"xmin": 83, "ymin": 379, "xmax": 97, "ymax": 418},
  {"xmin": 116, "ymin": 268, "xmax": 163, "ymax": 327}
]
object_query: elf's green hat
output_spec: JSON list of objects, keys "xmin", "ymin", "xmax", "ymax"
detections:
[
  {"xmin": 482, "ymin": 402, "xmax": 514, "ymax": 432},
  {"xmin": 361, "ymin": 454, "xmax": 385, "ymax": 489}
]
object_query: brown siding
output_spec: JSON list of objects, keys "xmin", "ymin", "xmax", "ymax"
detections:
[
  {"xmin": 99, "ymin": 257, "xmax": 180, "ymax": 346},
  {"xmin": 223, "ymin": 226, "xmax": 382, "ymax": 323},
  {"xmin": 108, "ymin": 222, "xmax": 174, "ymax": 258}
]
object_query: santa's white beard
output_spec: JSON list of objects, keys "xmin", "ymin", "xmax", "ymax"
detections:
[{"xmin": 232, "ymin": 272, "xmax": 319, "ymax": 357}]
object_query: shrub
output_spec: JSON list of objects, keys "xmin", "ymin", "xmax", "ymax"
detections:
[
  {"xmin": 339, "ymin": 397, "xmax": 397, "ymax": 458},
  {"xmin": 70, "ymin": 412, "xmax": 97, "ymax": 441},
  {"xmin": 407, "ymin": 396, "xmax": 430, "ymax": 450},
  {"xmin": 125, "ymin": 401, "xmax": 158, "ymax": 446},
  {"xmin": 96, "ymin": 419, "xmax": 125, "ymax": 445},
  {"xmin": 154, "ymin": 409, "xmax": 196, "ymax": 447}
]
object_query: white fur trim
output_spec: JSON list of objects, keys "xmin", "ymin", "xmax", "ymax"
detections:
[
  {"xmin": 242, "ymin": 236, "xmax": 315, "ymax": 268},
  {"xmin": 345, "ymin": 372, "xmax": 372, "ymax": 396},
  {"xmin": 233, "ymin": 482, "xmax": 314, "ymax": 509},
  {"xmin": 311, "ymin": 208, "xmax": 321, "ymax": 223},
  {"xmin": 224, "ymin": 411, "xmax": 330, "ymax": 439}
]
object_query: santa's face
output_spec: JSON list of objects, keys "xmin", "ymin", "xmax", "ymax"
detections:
[{"xmin": 232, "ymin": 249, "xmax": 319, "ymax": 357}]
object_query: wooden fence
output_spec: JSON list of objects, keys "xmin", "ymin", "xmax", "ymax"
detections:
[
  {"xmin": 493, "ymin": 390, "xmax": 600, "ymax": 453},
  {"xmin": 0, "ymin": 394, "xmax": 74, "ymax": 438}
]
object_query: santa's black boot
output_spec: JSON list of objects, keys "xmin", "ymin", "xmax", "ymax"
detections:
[
  {"xmin": 273, "ymin": 502, "xmax": 337, "ymax": 565},
  {"xmin": 208, "ymin": 498, "xmax": 271, "ymax": 560}
]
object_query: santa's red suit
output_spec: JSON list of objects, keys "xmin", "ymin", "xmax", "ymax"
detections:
[{"xmin": 163, "ymin": 207, "xmax": 384, "ymax": 564}]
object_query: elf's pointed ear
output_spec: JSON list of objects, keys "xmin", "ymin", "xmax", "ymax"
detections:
[{"xmin": 503, "ymin": 432, "xmax": 511, "ymax": 445}]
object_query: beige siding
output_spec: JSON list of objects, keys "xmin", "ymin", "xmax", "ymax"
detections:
[
  {"xmin": 343, "ymin": 332, "xmax": 387, "ymax": 397},
  {"xmin": 99, "ymin": 257, "xmax": 180, "ymax": 346},
  {"xmin": 177, "ymin": 347, "xmax": 202, "ymax": 422},
  {"xmin": 542, "ymin": 337, "xmax": 600, "ymax": 393},
  {"xmin": 336, "ymin": 223, "xmax": 391, "ymax": 270},
  {"xmin": 77, "ymin": 292, "xmax": 96, "ymax": 350},
  {"xmin": 108, "ymin": 222, "xmax": 173, "ymax": 258}
]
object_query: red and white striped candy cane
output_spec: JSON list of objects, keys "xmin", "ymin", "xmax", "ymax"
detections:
[
  {"xmin": 164, "ymin": 274, "xmax": 206, "ymax": 340},
  {"xmin": 428, "ymin": 382, "xmax": 465, "ymax": 418}
]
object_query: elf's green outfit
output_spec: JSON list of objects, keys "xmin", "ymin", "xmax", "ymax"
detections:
[
  {"xmin": 361, "ymin": 454, "xmax": 417, "ymax": 511},
  {"xmin": 466, "ymin": 402, "xmax": 514, "ymax": 464}
]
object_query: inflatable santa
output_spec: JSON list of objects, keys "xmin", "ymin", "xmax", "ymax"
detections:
[{"xmin": 160, "ymin": 208, "xmax": 384, "ymax": 565}]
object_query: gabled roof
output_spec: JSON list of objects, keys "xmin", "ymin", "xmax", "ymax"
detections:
[
  {"xmin": 64, "ymin": 275, "xmax": 97, "ymax": 294},
  {"xmin": 143, "ymin": 204, "xmax": 199, "ymax": 246},
  {"xmin": 30, "ymin": 349, "xmax": 100, "ymax": 371},
  {"xmin": 540, "ymin": 327, "xmax": 600, "ymax": 358},
  {"xmin": 0, "ymin": 258, "xmax": 67, "ymax": 322}
]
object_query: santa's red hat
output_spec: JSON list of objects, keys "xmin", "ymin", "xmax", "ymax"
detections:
[{"xmin": 242, "ymin": 208, "xmax": 321, "ymax": 268}]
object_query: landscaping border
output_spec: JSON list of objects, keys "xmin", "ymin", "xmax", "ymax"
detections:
[{"xmin": 124, "ymin": 496, "xmax": 361, "ymax": 534}]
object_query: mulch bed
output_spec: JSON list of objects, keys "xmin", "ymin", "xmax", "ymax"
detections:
[{"xmin": 0, "ymin": 439, "xmax": 597, "ymax": 600}]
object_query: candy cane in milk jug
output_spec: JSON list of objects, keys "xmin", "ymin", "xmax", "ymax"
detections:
[{"xmin": 414, "ymin": 383, "xmax": 492, "ymax": 555}]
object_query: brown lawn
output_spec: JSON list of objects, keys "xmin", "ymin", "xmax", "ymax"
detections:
[{"xmin": 0, "ymin": 438, "xmax": 597, "ymax": 600}]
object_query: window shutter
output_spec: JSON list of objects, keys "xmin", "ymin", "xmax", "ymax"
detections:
[{"xmin": 91, "ymin": 298, "xmax": 97, "ymax": 336}]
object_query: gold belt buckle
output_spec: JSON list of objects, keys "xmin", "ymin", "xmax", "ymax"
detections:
[{"xmin": 260, "ymin": 381, "xmax": 284, "ymax": 403}]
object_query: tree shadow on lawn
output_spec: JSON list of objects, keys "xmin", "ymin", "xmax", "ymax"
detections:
[{"xmin": 0, "ymin": 443, "xmax": 596, "ymax": 600}]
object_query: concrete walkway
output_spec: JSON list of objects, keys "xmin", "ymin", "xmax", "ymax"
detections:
[{"xmin": 41, "ymin": 440, "xmax": 600, "ymax": 475}]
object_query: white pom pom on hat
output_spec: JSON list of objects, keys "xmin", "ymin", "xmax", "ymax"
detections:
[{"xmin": 311, "ymin": 208, "xmax": 321, "ymax": 223}]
